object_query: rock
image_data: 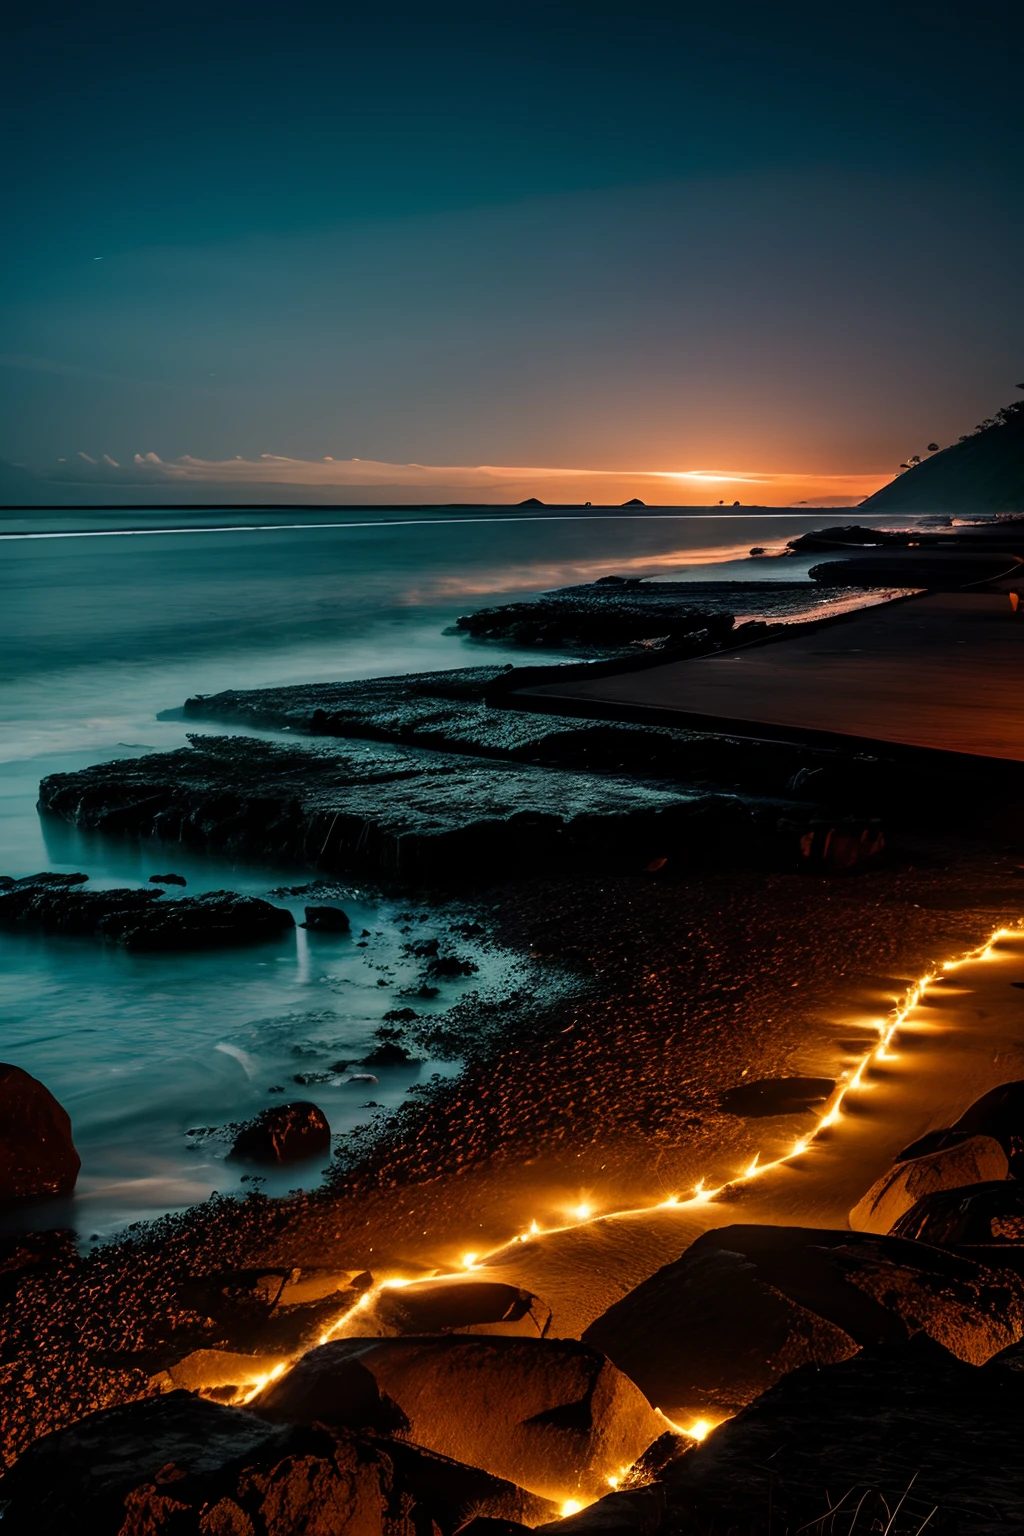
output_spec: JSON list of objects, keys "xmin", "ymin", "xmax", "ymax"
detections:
[
  {"xmin": 229, "ymin": 1102, "xmax": 331, "ymax": 1165},
  {"xmin": 38, "ymin": 736, "xmax": 758, "ymax": 882},
  {"xmin": 148, "ymin": 872, "xmax": 186, "ymax": 885},
  {"xmin": 797, "ymin": 819, "xmax": 886, "ymax": 874},
  {"xmin": 583, "ymin": 1234, "xmax": 860, "ymax": 1423},
  {"xmin": 254, "ymin": 1336, "xmax": 663, "ymax": 1503},
  {"xmin": 891, "ymin": 1179, "xmax": 1024, "ymax": 1246},
  {"xmin": 894, "ymin": 1079, "xmax": 1024, "ymax": 1177},
  {"xmin": 849, "ymin": 1134, "xmax": 1009, "ymax": 1234},
  {"xmin": 581, "ymin": 1224, "xmax": 1024, "ymax": 1422},
  {"xmin": 426, "ymin": 953, "xmax": 478, "ymax": 978},
  {"xmin": 659, "ymin": 1338, "xmax": 1024, "ymax": 1534},
  {"xmin": 0, "ymin": 1390, "xmax": 557, "ymax": 1535},
  {"xmin": 302, "ymin": 904, "xmax": 351, "ymax": 932},
  {"xmin": 719, "ymin": 1076, "xmax": 834, "ymax": 1117},
  {"xmin": 949, "ymin": 1079, "xmax": 1024, "ymax": 1176},
  {"xmin": 359, "ymin": 1043, "xmax": 417, "ymax": 1067},
  {"xmin": 0, "ymin": 1064, "xmax": 80, "ymax": 1202},
  {"xmin": 352, "ymin": 1278, "xmax": 553, "ymax": 1339},
  {"xmin": 536, "ymin": 1485, "xmax": 667, "ymax": 1536},
  {"xmin": 0, "ymin": 873, "xmax": 293, "ymax": 951}
]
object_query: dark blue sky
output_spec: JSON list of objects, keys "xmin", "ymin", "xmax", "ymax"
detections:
[{"xmin": 2, "ymin": 0, "xmax": 1023, "ymax": 501}]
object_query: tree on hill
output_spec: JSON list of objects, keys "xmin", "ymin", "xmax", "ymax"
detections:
[{"xmin": 864, "ymin": 386, "xmax": 1024, "ymax": 513}]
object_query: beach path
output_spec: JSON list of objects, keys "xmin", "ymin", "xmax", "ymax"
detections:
[{"xmin": 518, "ymin": 591, "xmax": 1024, "ymax": 762}]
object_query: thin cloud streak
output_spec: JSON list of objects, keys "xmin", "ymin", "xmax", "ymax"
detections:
[{"xmin": 42, "ymin": 452, "xmax": 884, "ymax": 506}]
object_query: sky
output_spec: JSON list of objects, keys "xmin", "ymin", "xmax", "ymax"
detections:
[{"xmin": 2, "ymin": 0, "xmax": 1023, "ymax": 505}]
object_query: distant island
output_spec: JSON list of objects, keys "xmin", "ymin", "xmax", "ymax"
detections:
[{"xmin": 864, "ymin": 387, "xmax": 1024, "ymax": 513}]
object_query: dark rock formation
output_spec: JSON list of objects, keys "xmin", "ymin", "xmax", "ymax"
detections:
[
  {"xmin": 353, "ymin": 1278, "xmax": 552, "ymax": 1339},
  {"xmin": 253, "ymin": 1336, "xmax": 662, "ymax": 1503},
  {"xmin": 0, "ymin": 872, "xmax": 293, "ymax": 951},
  {"xmin": 0, "ymin": 1065, "xmax": 80, "ymax": 1202},
  {"xmin": 536, "ymin": 1485, "xmax": 666, "ymax": 1536},
  {"xmin": 453, "ymin": 592, "xmax": 736, "ymax": 652},
  {"xmin": 661, "ymin": 1338, "xmax": 1024, "ymax": 1534},
  {"xmin": 148, "ymin": 872, "xmax": 186, "ymax": 886},
  {"xmin": 581, "ymin": 1224, "xmax": 1024, "ymax": 1421},
  {"xmin": 229, "ymin": 1102, "xmax": 331, "ymax": 1165},
  {"xmin": 891, "ymin": 1179, "xmax": 1024, "ymax": 1246},
  {"xmin": 302, "ymin": 904, "xmax": 351, "ymax": 932},
  {"xmin": 38, "ymin": 734, "xmax": 760, "ymax": 881},
  {"xmin": 850, "ymin": 1135, "xmax": 1008, "ymax": 1234},
  {"xmin": 718, "ymin": 1075, "xmax": 834, "ymax": 1117},
  {"xmin": 0, "ymin": 1390, "xmax": 557, "ymax": 1535}
]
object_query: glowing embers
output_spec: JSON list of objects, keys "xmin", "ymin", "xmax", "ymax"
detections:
[{"xmin": 560, "ymin": 1499, "xmax": 585, "ymax": 1517}]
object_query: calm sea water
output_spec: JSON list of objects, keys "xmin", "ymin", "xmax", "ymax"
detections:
[{"xmin": 0, "ymin": 505, "xmax": 913, "ymax": 1239}]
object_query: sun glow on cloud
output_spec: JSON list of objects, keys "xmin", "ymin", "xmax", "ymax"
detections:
[{"xmin": 47, "ymin": 452, "xmax": 886, "ymax": 507}]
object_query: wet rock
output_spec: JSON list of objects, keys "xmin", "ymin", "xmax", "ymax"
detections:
[
  {"xmin": 354, "ymin": 1278, "xmax": 553, "ymax": 1339},
  {"xmin": 148, "ymin": 872, "xmax": 186, "ymax": 886},
  {"xmin": 0, "ymin": 873, "xmax": 293, "ymax": 951},
  {"xmin": 359, "ymin": 1043, "xmax": 417, "ymax": 1068},
  {"xmin": 718, "ymin": 1075, "xmax": 834, "ymax": 1117},
  {"xmin": 0, "ymin": 1390, "xmax": 557, "ymax": 1535},
  {"xmin": 0, "ymin": 1064, "xmax": 80, "ymax": 1202},
  {"xmin": 39, "ymin": 736, "xmax": 755, "ymax": 882},
  {"xmin": 229, "ymin": 1102, "xmax": 331, "ymax": 1165},
  {"xmin": 850, "ymin": 1134, "xmax": 1009, "ymax": 1234},
  {"xmin": 797, "ymin": 819, "xmax": 886, "ymax": 874},
  {"xmin": 660, "ymin": 1338, "xmax": 1024, "ymax": 1535},
  {"xmin": 254, "ymin": 1336, "xmax": 662, "ymax": 1503},
  {"xmin": 453, "ymin": 592, "xmax": 736, "ymax": 652},
  {"xmin": 581, "ymin": 1224, "xmax": 1024, "ymax": 1422},
  {"xmin": 426, "ymin": 953, "xmax": 478, "ymax": 978},
  {"xmin": 891, "ymin": 1179, "xmax": 1024, "ymax": 1246},
  {"xmin": 302, "ymin": 904, "xmax": 351, "ymax": 932}
]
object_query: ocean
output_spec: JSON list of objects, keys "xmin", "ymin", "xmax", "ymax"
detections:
[{"xmin": 0, "ymin": 505, "xmax": 911, "ymax": 1239}]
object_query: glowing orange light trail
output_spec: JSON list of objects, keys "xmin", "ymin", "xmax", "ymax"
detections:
[{"xmin": 310, "ymin": 924, "xmax": 1018, "ymax": 1355}]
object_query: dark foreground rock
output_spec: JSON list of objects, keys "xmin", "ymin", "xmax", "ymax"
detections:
[
  {"xmin": 891, "ymin": 1179, "xmax": 1024, "ymax": 1246},
  {"xmin": 662, "ymin": 1339, "xmax": 1024, "ymax": 1534},
  {"xmin": 39, "ymin": 734, "xmax": 764, "ymax": 881},
  {"xmin": 0, "ymin": 872, "xmax": 293, "ymax": 951},
  {"xmin": 0, "ymin": 1065, "xmax": 80, "ymax": 1202},
  {"xmin": 229, "ymin": 1103, "xmax": 332, "ymax": 1165},
  {"xmin": 254, "ymin": 1336, "xmax": 662, "ymax": 1502},
  {"xmin": 0, "ymin": 1390, "xmax": 558, "ymax": 1534},
  {"xmin": 582, "ymin": 1223, "xmax": 1024, "ymax": 1421}
]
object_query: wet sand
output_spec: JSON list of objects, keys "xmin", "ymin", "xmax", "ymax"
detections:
[{"xmin": 521, "ymin": 591, "xmax": 1024, "ymax": 762}]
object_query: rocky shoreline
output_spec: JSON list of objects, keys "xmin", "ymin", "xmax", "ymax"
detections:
[{"xmin": 7, "ymin": 571, "xmax": 1024, "ymax": 1530}]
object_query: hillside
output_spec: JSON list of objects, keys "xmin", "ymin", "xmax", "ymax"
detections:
[{"xmin": 863, "ymin": 392, "xmax": 1024, "ymax": 513}]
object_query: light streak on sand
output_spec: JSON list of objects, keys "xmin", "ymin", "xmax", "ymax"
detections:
[
  {"xmin": 309, "ymin": 925, "xmax": 1018, "ymax": 1354},
  {"xmin": 214, "ymin": 924, "xmax": 1019, "ymax": 1499}
]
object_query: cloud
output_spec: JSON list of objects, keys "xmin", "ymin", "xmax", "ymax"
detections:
[{"xmin": 34, "ymin": 452, "xmax": 887, "ymax": 506}]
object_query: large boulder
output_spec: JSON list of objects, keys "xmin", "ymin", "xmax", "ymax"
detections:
[
  {"xmin": 849, "ymin": 1134, "xmax": 1008, "ymax": 1234},
  {"xmin": 255, "ymin": 1336, "xmax": 663, "ymax": 1503},
  {"xmin": 229, "ymin": 1102, "xmax": 331, "ymax": 1165},
  {"xmin": 581, "ymin": 1224, "xmax": 1024, "ymax": 1422},
  {"xmin": 354, "ymin": 1278, "xmax": 553, "ymax": 1339},
  {"xmin": 0, "ymin": 1390, "xmax": 557, "ymax": 1534},
  {"xmin": 659, "ymin": 1338, "xmax": 1024, "ymax": 1534},
  {"xmin": 0, "ymin": 1065, "xmax": 80, "ymax": 1201},
  {"xmin": 897, "ymin": 1079, "xmax": 1024, "ymax": 1176},
  {"xmin": 891, "ymin": 1179, "xmax": 1024, "ymax": 1246}
]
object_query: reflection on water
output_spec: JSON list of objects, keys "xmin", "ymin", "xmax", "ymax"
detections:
[{"xmin": 0, "ymin": 506, "xmax": 916, "ymax": 1239}]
